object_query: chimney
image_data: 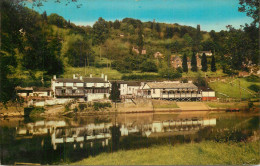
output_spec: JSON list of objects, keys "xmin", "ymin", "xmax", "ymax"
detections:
[
  {"xmin": 101, "ymin": 73, "xmax": 104, "ymax": 78},
  {"xmin": 73, "ymin": 74, "xmax": 76, "ymax": 79},
  {"xmin": 80, "ymin": 76, "xmax": 83, "ymax": 80},
  {"xmin": 104, "ymin": 75, "xmax": 107, "ymax": 82},
  {"xmin": 90, "ymin": 74, "xmax": 92, "ymax": 78},
  {"xmin": 53, "ymin": 75, "xmax": 56, "ymax": 80}
]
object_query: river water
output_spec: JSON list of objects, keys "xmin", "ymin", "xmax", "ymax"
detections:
[{"xmin": 0, "ymin": 112, "xmax": 259, "ymax": 164}]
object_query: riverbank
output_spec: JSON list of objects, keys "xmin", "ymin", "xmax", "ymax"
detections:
[
  {"xmin": 0, "ymin": 100, "xmax": 258, "ymax": 118},
  {"xmin": 72, "ymin": 140, "xmax": 260, "ymax": 165}
]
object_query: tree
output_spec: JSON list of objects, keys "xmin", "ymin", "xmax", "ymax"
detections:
[
  {"xmin": 140, "ymin": 60, "xmax": 158, "ymax": 72},
  {"xmin": 211, "ymin": 55, "xmax": 217, "ymax": 72},
  {"xmin": 238, "ymin": 0, "xmax": 259, "ymax": 26},
  {"xmin": 165, "ymin": 27, "xmax": 174, "ymax": 38},
  {"xmin": 110, "ymin": 82, "xmax": 120, "ymax": 103},
  {"xmin": 155, "ymin": 23, "xmax": 161, "ymax": 33},
  {"xmin": 182, "ymin": 54, "xmax": 188, "ymax": 72},
  {"xmin": 201, "ymin": 53, "xmax": 208, "ymax": 72},
  {"xmin": 191, "ymin": 52, "xmax": 197, "ymax": 72},
  {"xmin": 92, "ymin": 17, "xmax": 109, "ymax": 45},
  {"xmin": 113, "ymin": 20, "xmax": 120, "ymax": 29},
  {"xmin": 136, "ymin": 26, "xmax": 144, "ymax": 55}
]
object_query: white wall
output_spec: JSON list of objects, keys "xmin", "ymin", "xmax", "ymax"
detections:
[
  {"xmin": 202, "ymin": 91, "xmax": 215, "ymax": 97},
  {"xmin": 87, "ymin": 93, "xmax": 110, "ymax": 101}
]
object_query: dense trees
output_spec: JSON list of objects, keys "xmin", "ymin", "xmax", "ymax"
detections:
[
  {"xmin": 191, "ymin": 52, "xmax": 197, "ymax": 72},
  {"xmin": 201, "ymin": 53, "xmax": 208, "ymax": 72},
  {"xmin": 110, "ymin": 82, "xmax": 120, "ymax": 103},
  {"xmin": 211, "ymin": 55, "xmax": 216, "ymax": 72},
  {"xmin": 182, "ymin": 54, "xmax": 188, "ymax": 72}
]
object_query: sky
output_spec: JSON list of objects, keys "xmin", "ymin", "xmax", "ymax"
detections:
[{"xmin": 27, "ymin": 0, "xmax": 253, "ymax": 32}]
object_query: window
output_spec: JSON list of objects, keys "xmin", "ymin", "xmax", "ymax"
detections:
[
  {"xmin": 73, "ymin": 83, "xmax": 77, "ymax": 87},
  {"xmin": 153, "ymin": 89, "xmax": 155, "ymax": 94}
]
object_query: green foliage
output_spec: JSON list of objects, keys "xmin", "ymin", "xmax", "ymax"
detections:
[
  {"xmin": 122, "ymin": 74, "xmax": 160, "ymax": 80},
  {"xmin": 78, "ymin": 103, "xmax": 87, "ymax": 111},
  {"xmin": 182, "ymin": 53, "xmax": 188, "ymax": 72},
  {"xmin": 113, "ymin": 20, "xmax": 121, "ymax": 29},
  {"xmin": 48, "ymin": 13, "xmax": 67, "ymax": 28},
  {"xmin": 201, "ymin": 53, "xmax": 208, "ymax": 72},
  {"xmin": 93, "ymin": 102, "xmax": 111, "ymax": 111},
  {"xmin": 248, "ymin": 84, "xmax": 260, "ymax": 93},
  {"xmin": 29, "ymin": 107, "xmax": 45, "ymax": 117},
  {"xmin": 137, "ymin": 27, "xmax": 144, "ymax": 54},
  {"xmin": 159, "ymin": 67, "xmax": 182, "ymax": 79},
  {"xmin": 110, "ymin": 82, "xmax": 120, "ymax": 102},
  {"xmin": 211, "ymin": 55, "xmax": 217, "ymax": 72},
  {"xmin": 194, "ymin": 74, "xmax": 207, "ymax": 87},
  {"xmin": 245, "ymin": 75, "xmax": 259, "ymax": 82},
  {"xmin": 140, "ymin": 60, "xmax": 158, "ymax": 72},
  {"xmin": 191, "ymin": 52, "xmax": 197, "ymax": 72},
  {"xmin": 92, "ymin": 17, "xmax": 109, "ymax": 45}
]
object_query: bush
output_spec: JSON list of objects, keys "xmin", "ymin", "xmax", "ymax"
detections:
[
  {"xmin": 78, "ymin": 103, "xmax": 87, "ymax": 111},
  {"xmin": 140, "ymin": 60, "xmax": 158, "ymax": 72},
  {"xmin": 159, "ymin": 68, "xmax": 182, "ymax": 79},
  {"xmin": 246, "ymin": 75, "xmax": 259, "ymax": 82},
  {"xmin": 29, "ymin": 107, "xmax": 45, "ymax": 117},
  {"xmin": 176, "ymin": 67, "xmax": 183, "ymax": 73},
  {"xmin": 93, "ymin": 102, "xmax": 112, "ymax": 111},
  {"xmin": 248, "ymin": 84, "xmax": 260, "ymax": 93}
]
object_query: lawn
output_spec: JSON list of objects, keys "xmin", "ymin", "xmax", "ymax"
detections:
[
  {"xmin": 72, "ymin": 141, "xmax": 259, "ymax": 165},
  {"xmin": 209, "ymin": 77, "xmax": 259, "ymax": 99},
  {"xmin": 205, "ymin": 101, "xmax": 248, "ymax": 109},
  {"xmin": 182, "ymin": 69, "xmax": 226, "ymax": 78},
  {"xmin": 152, "ymin": 100, "xmax": 179, "ymax": 108}
]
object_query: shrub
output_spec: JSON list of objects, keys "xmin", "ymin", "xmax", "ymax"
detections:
[
  {"xmin": 78, "ymin": 103, "xmax": 87, "ymax": 111},
  {"xmin": 248, "ymin": 84, "xmax": 260, "ymax": 93},
  {"xmin": 29, "ymin": 107, "xmax": 45, "ymax": 117},
  {"xmin": 93, "ymin": 102, "xmax": 112, "ymax": 111},
  {"xmin": 246, "ymin": 75, "xmax": 259, "ymax": 82},
  {"xmin": 176, "ymin": 67, "xmax": 183, "ymax": 73}
]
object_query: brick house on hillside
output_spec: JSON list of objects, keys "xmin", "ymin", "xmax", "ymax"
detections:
[
  {"xmin": 154, "ymin": 52, "xmax": 164, "ymax": 58},
  {"xmin": 196, "ymin": 51, "xmax": 212, "ymax": 56},
  {"xmin": 132, "ymin": 47, "xmax": 146, "ymax": 55}
]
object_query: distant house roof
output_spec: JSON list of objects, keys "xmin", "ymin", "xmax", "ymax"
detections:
[
  {"xmin": 83, "ymin": 77, "xmax": 108, "ymax": 83},
  {"xmin": 56, "ymin": 78, "xmax": 83, "ymax": 83},
  {"xmin": 33, "ymin": 87, "xmax": 52, "ymax": 92},
  {"xmin": 15, "ymin": 87, "xmax": 33, "ymax": 91},
  {"xmin": 171, "ymin": 55, "xmax": 182, "ymax": 61},
  {"xmin": 146, "ymin": 82, "xmax": 198, "ymax": 89}
]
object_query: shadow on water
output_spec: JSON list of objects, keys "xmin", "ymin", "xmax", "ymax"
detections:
[{"xmin": 0, "ymin": 112, "xmax": 259, "ymax": 164}]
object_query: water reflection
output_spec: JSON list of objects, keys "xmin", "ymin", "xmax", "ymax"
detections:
[{"xmin": 0, "ymin": 112, "xmax": 258, "ymax": 164}]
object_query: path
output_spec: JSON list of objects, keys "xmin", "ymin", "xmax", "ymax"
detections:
[{"xmin": 176, "ymin": 102, "xmax": 210, "ymax": 110}]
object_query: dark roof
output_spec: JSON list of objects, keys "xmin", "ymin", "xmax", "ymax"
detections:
[
  {"xmin": 83, "ymin": 77, "xmax": 108, "ymax": 83},
  {"xmin": 56, "ymin": 78, "xmax": 83, "ymax": 83},
  {"xmin": 33, "ymin": 87, "xmax": 52, "ymax": 92}
]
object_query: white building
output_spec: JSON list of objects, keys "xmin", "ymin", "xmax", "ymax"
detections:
[
  {"xmin": 142, "ymin": 81, "xmax": 202, "ymax": 101},
  {"xmin": 51, "ymin": 74, "xmax": 110, "ymax": 101},
  {"xmin": 116, "ymin": 81, "xmax": 141, "ymax": 98}
]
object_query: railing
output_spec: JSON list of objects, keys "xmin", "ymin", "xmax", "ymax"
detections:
[{"xmin": 56, "ymin": 93, "xmax": 85, "ymax": 96}]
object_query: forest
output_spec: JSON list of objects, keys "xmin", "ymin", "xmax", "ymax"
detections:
[{"xmin": 0, "ymin": 0, "xmax": 259, "ymax": 103}]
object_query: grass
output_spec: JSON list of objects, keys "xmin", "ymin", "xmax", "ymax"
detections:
[
  {"xmin": 182, "ymin": 69, "xmax": 226, "ymax": 78},
  {"xmin": 209, "ymin": 78, "xmax": 260, "ymax": 99},
  {"xmin": 72, "ymin": 141, "xmax": 260, "ymax": 165},
  {"xmin": 206, "ymin": 101, "xmax": 248, "ymax": 109},
  {"xmin": 152, "ymin": 100, "xmax": 179, "ymax": 108}
]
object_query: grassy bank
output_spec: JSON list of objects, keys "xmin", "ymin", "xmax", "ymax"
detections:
[
  {"xmin": 152, "ymin": 100, "xmax": 179, "ymax": 108},
  {"xmin": 73, "ymin": 141, "xmax": 259, "ymax": 165},
  {"xmin": 209, "ymin": 78, "xmax": 259, "ymax": 99}
]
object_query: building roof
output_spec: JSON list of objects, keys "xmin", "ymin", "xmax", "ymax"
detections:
[
  {"xmin": 56, "ymin": 78, "xmax": 83, "ymax": 83},
  {"xmin": 146, "ymin": 82, "xmax": 198, "ymax": 89},
  {"xmin": 33, "ymin": 87, "xmax": 52, "ymax": 92},
  {"xmin": 15, "ymin": 87, "xmax": 33, "ymax": 91},
  {"xmin": 198, "ymin": 86, "xmax": 214, "ymax": 91},
  {"xmin": 55, "ymin": 77, "xmax": 108, "ymax": 83},
  {"xmin": 83, "ymin": 77, "xmax": 108, "ymax": 83}
]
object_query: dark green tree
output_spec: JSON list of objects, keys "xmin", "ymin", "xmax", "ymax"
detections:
[
  {"xmin": 140, "ymin": 60, "xmax": 158, "ymax": 72},
  {"xmin": 92, "ymin": 17, "xmax": 109, "ymax": 45},
  {"xmin": 211, "ymin": 55, "xmax": 217, "ymax": 72},
  {"xmin": 113, "ymin": 20, "xmax": 120, "ymax": 29},
  {"xmin": 201, "ymin": 53, "xmax": 208, "ymax": 72},
  {"xmin": 191, "ymin": 52, "xmax": 197, "ymax": 72},
  {"xmin": 110, "ymin": 82, "xmax": 120, "ymax": 103},
  {"xmin": 155, "ymin": 23, "xmax": 161, "ymax": 33},
  {"xmin": 182, "ymin": 53, "xmax": 188, "ymax": 72},
  {"xmin": 136, "ymin": 26, "xmax": 144, "ymax": 55}
]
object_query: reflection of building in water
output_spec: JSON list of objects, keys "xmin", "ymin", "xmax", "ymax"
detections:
[
  {"xmin": 120, "ymin": 118, "xmax": 216, "ymax": 137},
  {"xmin": 15, "ymin": 117, "xmax": 216, "ymax": 150}
]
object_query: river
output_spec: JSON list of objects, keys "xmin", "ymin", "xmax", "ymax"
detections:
[{"xmin": 0, "ymin": 112, "xmax": 258, "ymax": 164}]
